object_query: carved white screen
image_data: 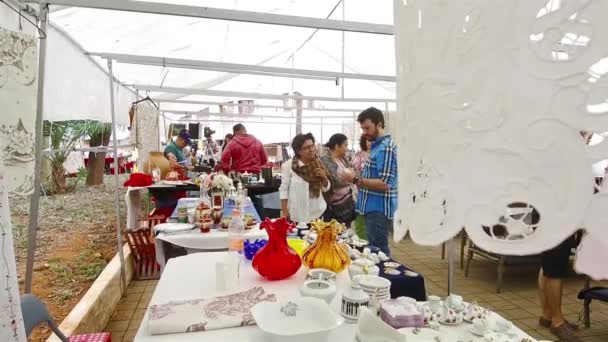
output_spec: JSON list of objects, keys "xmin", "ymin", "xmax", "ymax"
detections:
[{"xmin": 392, "ymin": 0, "xmax": 608, "ymax": 277}]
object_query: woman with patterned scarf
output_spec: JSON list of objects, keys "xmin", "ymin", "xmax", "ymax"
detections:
[{"xmin": 279, "ymin": 133, "xmax": 331, "ymax": 224}]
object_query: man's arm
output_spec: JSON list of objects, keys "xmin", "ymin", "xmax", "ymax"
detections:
[
  {"xmin": 259, "ymin": 141, "xmax": 268, "ymax": 166},
  {"xmin": 220, "ymin": 143, "xmax": 232, "ymax": 173}
]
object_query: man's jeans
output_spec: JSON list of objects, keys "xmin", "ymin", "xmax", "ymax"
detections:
[{"xmin": 364, "ymin": 211, "xmax": 392, "ymax": 256}]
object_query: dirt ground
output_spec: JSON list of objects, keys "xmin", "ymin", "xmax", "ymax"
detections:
[{"xmin": 10, "ymin": 175, "xmax": 129, "ymax": 342}]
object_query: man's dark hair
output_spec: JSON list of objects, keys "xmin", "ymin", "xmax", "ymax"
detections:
[
  {"xmin": 357, "ymin": 107, "xmax": 385, "ymax": 128},
  {"xmin": 359, "ymin": 134, "xmax": 370, "ymax": 151},
  {"xmin": 291, "ymin": 133, "xmax": 315, "ymax": 157},
  {"xmin": 233, "ymin": 123, "xmax": 246, "ymax": 134}
]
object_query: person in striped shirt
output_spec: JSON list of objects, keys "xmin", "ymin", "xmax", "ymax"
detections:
[{"xmin": 342, "ymin": 107, "xmax": 398, "ymax": 256}]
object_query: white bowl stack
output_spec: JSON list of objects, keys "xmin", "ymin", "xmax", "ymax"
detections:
[{"xmin": 353, "ymin": 275, "xmax": 391, "ymax": 301}]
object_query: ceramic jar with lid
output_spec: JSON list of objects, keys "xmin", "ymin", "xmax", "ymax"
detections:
[
  {"xmin": 299, "ymin": 279, "xmax": 337, "ymax": 304},
  {"xmin": 341, "ymin": 282, "xmax": 370, "ymax": 322}
]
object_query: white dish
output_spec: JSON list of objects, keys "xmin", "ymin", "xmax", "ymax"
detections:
[
  {"xmin": 399, "ymin": 327, "xmax": 441, "ymax": 340},
  {"xmin": 483, "ymin": 332, "xmax": 515, "ymax": 342},
  {"xmin": 383, "ymin": 261, "xmax": 401, "ymax": 268},
  {"xmin": 250, "ymin": 297, "xmax": 344, "ymax": 342},
  {"xmin": 355, "ymin": 275, "xmax": 392, "ymax": 289},
  {"xmin": 439, "ymin": 316, "xmax": 463, "ymax": 325},
  {"xmin": 468, "ymin": 326, "xmax": 490, "ymax": 337},
  {"xmin": 154, "ymin": 223, "xmax": 195, "ymax": 233},
  {"xmin": 384, "ymin": 268, "xmax": 401, "ymax": 275},
  {"xmin": 403, "ymin": 270, "xmax": 419, "ymax": 277},
  {"xmin": 160, "ymin": 180, "xmax": 184, "ymax": 185}
]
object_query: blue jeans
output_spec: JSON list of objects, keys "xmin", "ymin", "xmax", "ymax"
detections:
[{"xmin": 364, "ymin": 212, "xmax": 392, "ymax": 256}]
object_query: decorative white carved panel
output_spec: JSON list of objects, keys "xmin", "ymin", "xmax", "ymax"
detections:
[
  {"xmin": 0, "ymin": 28, "xmax": 38, "ymax": 198},
  {"xmin": 130, "ymin": 100, "xmax": 160, "ymax": 170},
  {"xmin": 393, "ymin": 0, "xmax": 608, "ymax": 272}
]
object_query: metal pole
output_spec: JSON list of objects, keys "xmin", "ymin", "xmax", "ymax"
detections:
[
  {"xmin": 24, "ymin": 2, "xmax": 49, "ymax": 294},
  {"xmin": 352, "ymin": 112, "xmax": 357, "ymax": 150},
  {"xmin": 107, "ymin": 59, "xmax": 128, "ymax": 294},
  {"xmin": 341, "ymin": 0, "xmax": 346, "ymax": 99},
  {"xmin": 447, "ymin": 238, "xmax": 455, "ymax": 295}
]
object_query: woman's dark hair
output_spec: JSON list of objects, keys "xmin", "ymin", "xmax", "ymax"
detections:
[
  {"xmin": 325, "ymin": 133, "xmax": 348, "ymax": 150},
  {"xmin": 359, "ymin": 135, "xmax": 370, "ymax": 151},
  {"xmin": 222, "ymin": 134, "xmax": 234, "ymax": 152},
  {"xmin": 357, "ymin": 107, "xmax": 385, "ymax": 128},
  {"xmin": 291, "ymin": 133, "xmax": 315, "ymax": 157}
]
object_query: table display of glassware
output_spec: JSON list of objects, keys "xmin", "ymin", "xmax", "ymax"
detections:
[
  {"xmin": 244, "ymin": 239, "xmax": 267, "ymax": 260},
  {"xmin": 211, "ymin": 206, "xmax": 223, "ymax": 224},
  {"xmin": 252, "ymin": 218, "xmax": 301, "ymax": 280},
  {"xmin": 301, "ymin": 219, "xmax": 351, "ymax": 273}
]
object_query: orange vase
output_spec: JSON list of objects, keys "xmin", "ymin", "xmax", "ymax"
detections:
[{"xmin": 301, "ymin": 219, "xmax": 351, "ymax": 273}]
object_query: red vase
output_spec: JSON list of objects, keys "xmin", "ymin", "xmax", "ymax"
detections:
[{"xmin": 252, "ymin": 218, "xmax": 301, "ymax": 280}]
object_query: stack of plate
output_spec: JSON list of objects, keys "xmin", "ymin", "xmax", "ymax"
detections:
[{"xmin": 354, "ymin": 275, "xmax": 391, "ymax": 301}]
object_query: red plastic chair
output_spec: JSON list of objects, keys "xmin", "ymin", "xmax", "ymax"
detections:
[{"xmin": 124, "ymin": 227, "xmax": 161, "ymax": 280}]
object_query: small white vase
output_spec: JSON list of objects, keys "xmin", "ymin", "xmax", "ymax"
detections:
[
  {"xmin": 341, "ymin": 283, "xmax": 370, "ymax": 322},
  {"xmin": 299, "ymin": 279, "xmax": 337, "ymax": 304}
]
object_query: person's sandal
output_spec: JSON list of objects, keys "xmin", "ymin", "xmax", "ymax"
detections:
[
  {"xmin": 539, "ymin": 317, "xmax": 579, "ymax": 330},
  {"xmin": 550, "ymin": 324, "xmax": 581, "ymax": 342}
]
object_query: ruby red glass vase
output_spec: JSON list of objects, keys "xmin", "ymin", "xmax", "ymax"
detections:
[{"xmin": 252, "ymin": 218, "xmax": 301, "ymax": 280}]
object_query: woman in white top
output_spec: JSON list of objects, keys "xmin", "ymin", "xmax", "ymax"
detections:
[{"xmin": 280, "ymin": 133, "xmax": 331, "ymax": 224}]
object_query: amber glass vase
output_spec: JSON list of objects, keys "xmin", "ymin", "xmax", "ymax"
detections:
[{"xmin": 301, "ymin": 219, "xmax": 351, "ymax": 273}]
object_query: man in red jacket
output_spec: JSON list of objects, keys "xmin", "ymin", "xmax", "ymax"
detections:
[{"xmin": 221, "ymin": 123, "xmax": 268, "ymax": 174}]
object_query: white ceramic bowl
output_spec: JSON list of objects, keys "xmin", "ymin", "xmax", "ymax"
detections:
[
  {"xmin": 354, "ymin": 275, "xmax": 392, "ymax": 289},
  {"xmin": 251, "ymin": 297, "xmax": 344, "ymax": 342}
]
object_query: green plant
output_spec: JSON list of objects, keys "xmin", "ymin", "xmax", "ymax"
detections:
[{"xmin": 43, "ymin": 120, "xmax": 111, "ymax": 194}]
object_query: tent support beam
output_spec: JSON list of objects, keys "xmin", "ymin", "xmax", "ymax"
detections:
[
  {"xmin": 87, "ymin": 52, "xmax": 395, "ymax": 83},
  {"xmin": 43, "ymin": 0, "xmax": 393, "ymax": 35},
  {"xmin": 107, "ymin": 59, "xmax": 128, "ymax": 295},
  {"xmin": 24, "ymin": 2, "xmax": 48, "ymax": 294},
  {"xmin": 154, "ymin": 99, "xmax": 366, "ymax": 113},
  {"xmin": 129, "ymin": 85, "xmax": 396, "ymax": 103},
  {"xmin": 162, "ymin": 110, "xmax": 360, "ymax": 120}
]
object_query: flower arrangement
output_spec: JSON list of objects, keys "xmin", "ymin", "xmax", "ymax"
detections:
[{"xmin": 200, "ymin": 173, "xmax": 233, "ymax": 192}]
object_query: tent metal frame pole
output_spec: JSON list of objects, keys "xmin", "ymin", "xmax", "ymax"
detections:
[
  {"xmin": 87, "ymin": 52, "xmax": 395, "ymax": 83},
  {"xmin": 24, "ymin": 2, "xmax": 49, "ymax": 294},
  {"xmin": 154, "ymin": 98, "xmax": 366, "ymax": 113},
  {"xmin": 161, "ymin": 110, "xmax": 360, "ymax": 120},
  {"xmin": 40, "ymin": 0, "xmax": 393, "ymax": 35},
  {"xmin": 447, "ymin": 238, "xmax": 455, "ymax": 295},
  {"xmin": 107, "ymin": 59, "xmax": 128, "ymax": 294},
  {"xmin": 130, "ymin": 85, "xmax": 396, "ymax": 103},
  {"xmin": 41, "ymin": 144, "xmax": 135, "ymax": 154},
  {"xmin": 352, "ymin": 111, "xmax": 357, "ymax": 149},
  {"xmin": 170, "ymin": 118, "xmax": 347, "ymax": 126}
]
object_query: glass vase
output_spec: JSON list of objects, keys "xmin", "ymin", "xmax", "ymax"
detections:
[
  {"xmin": 252, "ymin": 218, "xmax": 301, "ymax": 280},
  {"xmin": 301, "ymin": 219, "xmax": 351, "ymax": 273}
]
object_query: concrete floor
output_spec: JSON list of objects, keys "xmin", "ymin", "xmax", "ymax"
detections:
[{"xmin": 105, "ymin": 238, "xmax": 608, "ymax": 341}]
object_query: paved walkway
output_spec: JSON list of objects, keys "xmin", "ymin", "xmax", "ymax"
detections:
[{"xmin": 106, "ymin": 239, "xmax": 608, "ymax": 341}]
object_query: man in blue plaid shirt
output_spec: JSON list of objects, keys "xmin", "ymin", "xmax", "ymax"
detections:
[{"xmin": 342, "ymin": 107, "xmax": 398, "ymax": 256}]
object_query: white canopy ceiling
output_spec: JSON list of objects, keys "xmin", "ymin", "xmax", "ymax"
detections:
[{"xmin": 49, "ymin": 0, "xmax": 396, "ymax": 108}]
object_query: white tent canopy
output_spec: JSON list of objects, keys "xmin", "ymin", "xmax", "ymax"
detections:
[{"xmin": 43, "ymin": 0, "xmax": 397, "ymax": 141}]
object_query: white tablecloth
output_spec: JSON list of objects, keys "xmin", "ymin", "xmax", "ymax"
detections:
[
  {"xmin": 154, "ymin": 228, "xmax": 268, "ymax": 270},
  {"xmin": 135, "ymin": 253, "xmax": 535, "ymax": 342}
]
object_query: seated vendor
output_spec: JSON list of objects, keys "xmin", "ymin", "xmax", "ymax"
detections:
[
  {"xmin": 164, "ymin": 129, "xmax": 191, "ymax": 166},
  {"xmin": 153, "ymin": 129, "xmax": 193, "ymax": 219}
]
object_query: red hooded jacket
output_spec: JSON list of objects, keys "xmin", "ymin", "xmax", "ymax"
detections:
[{"xmin": 221, "ymin": 134, "xmax": 268, "ymax": 174}]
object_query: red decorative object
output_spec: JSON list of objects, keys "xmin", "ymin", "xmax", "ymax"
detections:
[
  {"xmin": 123, "ymin": 173, "xmax": 153, "ymax": 187},
  {"xmin": 252, "ymin": 218, "xmax": 301, "ymax": 280}
]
